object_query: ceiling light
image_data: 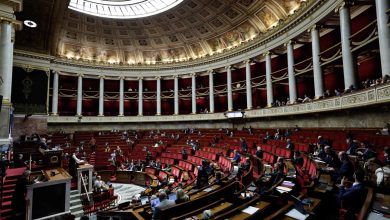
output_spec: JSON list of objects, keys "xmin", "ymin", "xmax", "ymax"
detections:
[{"xmin": 24, "ymin": 20, "xmax": 37, "ymax": 28}]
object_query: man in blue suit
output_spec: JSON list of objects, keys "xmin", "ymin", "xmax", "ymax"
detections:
[{"xmin": 338, "ymin": 169, "xmax": 366, "ymax": 219}]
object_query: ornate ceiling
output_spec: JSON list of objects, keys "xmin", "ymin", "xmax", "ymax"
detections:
[{"xmin": 15, "ymin": 0, "xmax": 306, "ymax": 66}]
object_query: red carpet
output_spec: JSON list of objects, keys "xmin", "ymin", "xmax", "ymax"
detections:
[{"xmin": 5, "ymin": 167, "xmax": 27, "ymax": 177}]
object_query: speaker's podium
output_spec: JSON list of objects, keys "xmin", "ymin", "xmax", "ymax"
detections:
[
  {"xmin": 26, "ymin": 168, "xmax": 72, "ymax": 220},
  {"xmin": 77, "ymin": 164, "xmax": 94, "ymax": 194}
]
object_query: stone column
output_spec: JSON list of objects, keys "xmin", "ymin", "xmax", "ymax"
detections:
[
  {"xmin": 174, "ymin": 75, "xmax": 179, "ymax": 115},
  {"xmin": 76, "ymin": 74, "xmax": 83, "ymax": 116},
  {"xmin": 245, "ymin": 60, "xmax": 253, "ymax": 110},
  {"xmin": 0, "ymin": 1, "xmax": 22, "ymax": 145},
  {"xmin": 98, "ymin": 75, "xmax": 104, "ymax": 116},
  {"xmin": 310, "ymin": 25, "xmax": 324, "ymax": 98},
  {"xmin": 138, "ymin": 77, "xmax": 143, "ymax": 116},
  {"xmin": 226, "ymin": 66, "xmax": 233, "ymax": 111},
  {"xmin": 156, "ymin": 76, "xmax": 161, "ymax": 115},
  {"xmin": 265, "ymin": 52, "xmax": 274, "ymax": 107},
  {"xmin": 338, "ymin": 2, "xmax": 357, "ymax": 89},
  {"xmin": 208, "ymin": 70, "xmax": 214, "ymax": 113},
  {"xmin": 286, "ymin": 41, "xmax": 297, "ymax": 103},
  {"xmin": 119, "ymin": 76, "xmax": 124, "ymax": 116},
  {"xmin": 375, "ymin": 0, "xmax": 390, "ymax": 76},
  {"xmin": 51, "ymin": 71, "xmax": 59, "ymax": 115},
  {"xmin": 191, "ymin": 73, "xmax": 197, "ymax": 114}
]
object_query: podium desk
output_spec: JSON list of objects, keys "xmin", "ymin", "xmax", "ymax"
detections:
[
  {"xmin": 26, "ymin": 168, "xmax": 72, "ymax": 220},
  {"xmin": 77, "ymin": 164, "xmax": 94, "ymax": 194}
]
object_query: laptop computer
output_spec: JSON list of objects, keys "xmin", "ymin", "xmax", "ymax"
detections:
[{"xmin": 140, "ymin": 196, "xmax": 149, "ymax": 205}]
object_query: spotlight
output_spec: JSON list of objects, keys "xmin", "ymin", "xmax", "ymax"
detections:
[{"xmin": 23, "ymin": 20, "xmax": 37, "ymax": 28}]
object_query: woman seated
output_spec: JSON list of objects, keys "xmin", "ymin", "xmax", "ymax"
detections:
[{"xmin": 175, "ymin": 188, "xmax": 190, "ymax": 204}]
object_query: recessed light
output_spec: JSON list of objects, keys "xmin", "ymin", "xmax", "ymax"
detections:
[{"xmin": 24, "ymin": 20, "xmax": 37, "ymax": 28}]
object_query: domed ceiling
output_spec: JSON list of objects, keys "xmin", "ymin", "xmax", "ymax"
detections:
[{"xmin": 15, "ymin": 0, "xmax": 306, "ymax": 66}]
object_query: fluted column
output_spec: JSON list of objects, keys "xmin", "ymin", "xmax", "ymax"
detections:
[
  {"xmin": 98, "ymin": 75, "xmax": 104, "ymax": 116},
  {"xmin": 375, "ymin": 0, "xmax": 390, "ymax": 76},
  {"xmin": 51, "ymin": 71, "xmax": 59, "ymax": 115},
  {"xmin": 286, "ymin": 41, "xmax": 297, "ymax": 103},
  {"xmin": 76, "ymin": 74, "xmax": 83, "ymax": 116},
  {"xmin": 174, "ymin": 75, "xmax": 179, "ymax": 115},
  {"xmin": 310, "ymin": 25, "xmax": 324, "ymax": 98},
  {"xmin": 0, "ymin": 22, "xmax": 15, "ymax": 103},
  {"xmin": 119, "ymin": 76, "xmax": 124, "ymax": 116},
  {"xmin": 208, "ymin": 70, "xmax": 214, "ymax": 113},
  {"xmin": 338, "ymin": 2, "xmax": 357, "ymax": 89},
  {"xmin": 226, "ymin": 66, "xmax": 233, "ymax": 111},
  {"xmin": 156, "ymin": 76, "xmax": 161, "ymax": 115},
  {"xmin": 265, "ymin": 52, "xmax": 273, "ymax": 107},
  {"xmin": 245, "ymin": 60, "xmax": 253, "ymax": 110},
  {"xmin": 191, "ymin": 73, "xmax": 197, "ymax": 114},
  {"xmin": 138, "ymin": 77, "xmax": 143, "ymax": 116}
]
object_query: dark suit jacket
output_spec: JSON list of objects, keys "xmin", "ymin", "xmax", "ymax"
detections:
[
  {"xmin": 152, "ymin": 199, "xmax": 176, "ymax": 220},
  {"xmin": 339, "ymin": 160, "xmax": 354, "ymax": 180},
  {"xmin": 339, "ymin": 183, "xmax": 366, "ymax": 213}
]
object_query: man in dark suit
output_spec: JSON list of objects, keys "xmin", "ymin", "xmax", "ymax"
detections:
[
  {"xmin": 338, "ymin": 169, "xmax": 367, "ymax": 219},
  {"xmin": 152, "ymin": 191, "xmax": 175, "ymax": 220},
  {"xmin": 292, "ymin": 151, "xmax": 304, "ymax": 167},
  {"xmin": 338, "ymin": 151, "xmax": 354, "ymax": 181}
]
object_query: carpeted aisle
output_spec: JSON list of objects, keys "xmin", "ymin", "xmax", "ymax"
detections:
[{"xmin": 111, "ymin": 183, "xmax": 146, "ymax": 204}]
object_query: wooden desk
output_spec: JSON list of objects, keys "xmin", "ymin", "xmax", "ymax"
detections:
[
  {"xmin": 264, "ymin": 196, "xmax": 320, "ymax": 220},
  {"xmin": 189, "ymin": 184, "xmax": 221, "ymax": 200},
  {"xmin": 227, "ymin": 201, "xmax": 270, "ymax": 220},
  {"xmin": 43, "ymin": 168, "xmax": 72, "ymax": 181},
  {"xmin": 195, "ymin": 202, "xmax": 233, "ymax": 219}
]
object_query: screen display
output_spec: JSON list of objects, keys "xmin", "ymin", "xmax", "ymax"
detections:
[{"xmin": 225, "ymin": 111, "xmax": 244, "ymax": 118}]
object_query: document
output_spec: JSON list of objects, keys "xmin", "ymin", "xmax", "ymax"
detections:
[
  {"xmin": 285, "ymin": 208, "xmax": 309, "ymax": 220},
  {"xmin": 242, "ymin": 206, "xmax": 259, "ymax": 215}
]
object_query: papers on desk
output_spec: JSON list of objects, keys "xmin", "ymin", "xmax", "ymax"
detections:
[
  {"xmin": 203, "ymin": 187, "xmax": 213, "ymax": 192},
  {"xmin": 276, "ymin": 186, "xmax": 293, "ymax": 194},
  {"xmin": 285, "ymin": 208, "xmax": 309, "ymax": 220},
  {"xmin": 242, "ymin": 206, "xmax": 259, "ymax": 215}
]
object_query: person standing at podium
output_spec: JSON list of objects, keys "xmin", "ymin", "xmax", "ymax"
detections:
[{"xmin": 69, "ymin": 152, "xmax": 84, "ymax": 179}]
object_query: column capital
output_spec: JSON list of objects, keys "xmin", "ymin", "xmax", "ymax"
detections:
[
  {"xmin": 119, "ymin": 75, "xmax": 125, "ymax": 80},
  {"xmin": 0, "ymin": 17, "xmax": 22, "ymax": 31},
  {"xmin": 225, "ymin": 65, "xmax": 231, "ymax": 70},
  {"xmin": 99, "ymin": 75, "xmax": 105, "ymax": 79},
  {"xmin": 307, "ymin": 24, "xmax": 321, "ymax": 33},
  {"xmin": 190, "ymin": 73, "xmax": 197, "ymax": 77},
  {"xmin": 244, "ymin": 59, "xmax": 252, "ymax": 64},
  {"xmin": 335, "ymin": 1, "xmax": 353, "ymax": 13},
  {"xmin": 284, "ymin": 40, "xmax": 295, "ymax": 47},
  {"xmin": 137, "ymin": 76, "xmax": 143, "ymax": 80},
  {"xmin": 173, "ymin": 75, "xmax": 179, "ymax": 79},
  {"xmin": 207, "ymin": 69, "xmax": 214, "ymax": 74},
  {"xmin": 155, "ymin": 76, "xmax": 161, "ymax": 80},
  {"xmin": 263, "ymin": 51, "xmax": 271, "ymax": 57},
  {"xmin": 77, "ymin": 73, "xmax": 84, "ymax": 77}
]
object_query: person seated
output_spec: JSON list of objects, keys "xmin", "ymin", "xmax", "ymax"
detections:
[
  {"xmin": 346, "ymin": 138, "xmax": 358, "ymax": 156},
  {"xmin": 255, "ymin": 146, "xmax": 263, "ymax": 159},
  {"xmin": 338, "ymin": 169, "xmax": 367, "ymax": 219},
  {"xmin": 356, "ymin": 141, "xmax": 376, "ymax": 161},
  {"xmin": 104, "ymin": 143, "xmax": 111, "ymax": 152},
  {"xmin": 175, "ymin": 188, "xmax": 189, "ymax": 204},
  {"xmin": 270, "ymin": 157, "xmax": 286, "ymax": 184},
  {"xmin": 13, "ymin": 154, "xmax": 26, "ymax": 168},
  {"xmin": 231, "ymin": 150, "xmax": 241, "ymax": 164},
  {"xmin": 338, "ymin": 151, "xmax": 355, "ymax": 181},
  {"xmin": 286, "ymin": 139, "xmax": 294, "ymax": 151},
  {"xmin": 88, "ymin": 136, "xmax": 97, "ymax": 152},
  {"xmin": 292, "ymin": 151, "xmax": 304, "ymax": 167},
  {"xmin": 203, "ymin": 209, "xmax": 213, "ymax": 220},
  {"xmin": 163, "ymin": 164, "xmax": 171, "ymax": 173},
  {"xmin": 94, "ymin": 176, "xmax": 108, "ymax": 193},
  {"xmin": 302, "ymin": 94, "xmax": 312, "ymax": 103},
  {"xmin": 237, "ymin": 157, "xmax": 251, "ymax": 179},
  {"xmin": 322, "ymin": 146, "xmax": 340, "ymax": 168},
  {"xmin": 375, "ymin": 147, "xmax": 390, "ymax": 187},
  {"xmin": 152, "ymin": 191, "xmax": 175, "ymax": 220}
]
